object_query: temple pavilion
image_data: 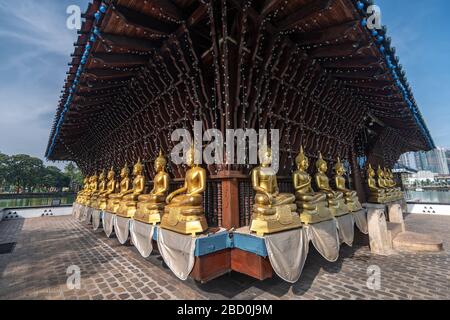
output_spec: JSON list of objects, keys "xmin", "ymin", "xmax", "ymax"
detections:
[{"xmin": 46, "ymin": 0, "xmax": 433, "ymax": 236}]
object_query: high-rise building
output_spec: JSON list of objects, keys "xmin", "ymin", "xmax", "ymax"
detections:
[
  {"xmin": 398, "ymin": 148, "xmax": 449, "ymax": 175},
  {"xmin": 426, "ymin": 147, "xmax": 449, "ymax": 175},
  {"xmin": 414, "ymin": 151, "xmax": 429, "ymax": 171},
  {"xmin": 398, "ymin": 152, "xmax": 418, "ymax": 170}
]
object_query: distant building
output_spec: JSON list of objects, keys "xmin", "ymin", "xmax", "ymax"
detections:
[
  {"xmin": 398, "ymin": 147, "xmax": 449, "ymax": 175},
  {"xmin": 398, "ymin": 152, "xmax": 418, "ymax": 170},
  {"xmin": 427, "ymin": 147, "xmax": 449, "ymax": 175}
]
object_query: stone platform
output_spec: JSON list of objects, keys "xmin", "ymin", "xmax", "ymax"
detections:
[{"xmin": 0, "ymin": 214, "xmax": 448, "ymax": 300}]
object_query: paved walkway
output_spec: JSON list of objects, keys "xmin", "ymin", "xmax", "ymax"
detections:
[{"xmin": 0, "ymin": 213, "xmax": 448, "ymax": 300}]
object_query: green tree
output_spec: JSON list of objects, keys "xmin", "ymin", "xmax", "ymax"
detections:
[
  {"xmin": 0, "ymin": 152, "xmax": 9, "ymax": 191},
  {"xmin": 5, "ymin": 154, "xmax": 45, "ymax": 193},
  {"xmin": 64, "ymin": 162, "xmax": 83, "ymax": 191}
]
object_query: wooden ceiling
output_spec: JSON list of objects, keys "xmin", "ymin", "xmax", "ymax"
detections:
[{"xmin": 46, "ymin": 0, "xmax": 433, "ymax": 175}]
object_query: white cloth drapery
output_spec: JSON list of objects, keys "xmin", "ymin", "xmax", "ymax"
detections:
[
  {"xmin": 336, "ymin": 214, "xmax": 355, "ymax": 247},
  {"xmin": 157, "ymin": 228, "xmax": 198, "ymax": 281},
  {"xmin": 78, "ymin": 205, "xmax": 87, "ymax": 221},
  {"xmin": 353, "ymin": 209, "xmax": 369, "ymax": 234},
  {"xmin": 130, "ymin": 220, "xmax": 155, "ymax": 258},
  {"xmin": 264, "ymin": 228, "xmax": 309, "ymax": 283},
  {"xmin": 91, "ymin": 209, "xmax": 102, "ymax": 231},
  {"xmin": 85, "ymin": 207, "xmax": 94, "ymax": 224},
  {"xmin": 306, "ymin": 219, "xmax": 340, "ymax": 262},
  {"xmin": 114, "ymin": 216, "xmax": 131, "ymax": 245},
  {"xmin": 103, "ymin": 211, "xmax": 115, "ymax": 238}
]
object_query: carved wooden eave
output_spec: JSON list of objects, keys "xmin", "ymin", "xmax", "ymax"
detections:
[{"xmin": 46, "ymin": 0, "xmax": 434, "ymax": 177}]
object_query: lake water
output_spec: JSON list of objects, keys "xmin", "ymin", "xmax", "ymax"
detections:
[
  {"xmin": 0, "ymin": 195, "xmax": 75, "ymax": 208},
  {"xmin": 405, "ymin": 190, "xmax": 450, "ymax": 204}
]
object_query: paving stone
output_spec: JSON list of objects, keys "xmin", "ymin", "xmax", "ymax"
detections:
[{"xmin": 0, "ymin": 214, "xmax": 449, "ymax": 300}]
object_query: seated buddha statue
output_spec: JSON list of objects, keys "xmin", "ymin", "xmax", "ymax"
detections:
[
  {"xmin": 76, "ymin": 177, "xmax": 89, "ymax": 204},
  {"xmin": 86, "ymin": 174, "xmax": 99, "ymax": 208},
  {"xmin": 160, "ymin": 145, "xmax": 208, "ymax": 236},
  {"xmin": 385, "ymin": 168, "xmax": 402, "ymax": 200},
  {"xmin": 117, "ymin": 159, "xmax": 146, "ymax": 218},
  {"xmin": 90, "ymin": 170, "xmax": 106, "ymax": 209},
  {"xmin": 334, "ymin": 157, "xmax": 363, "ymax": 212},
  {"xmin": 135, "ymin": 151, "xmax": 170, "ymax": 225},
  {"xmin": 98, "ymin": 168, "xmax": 116, "ymax": 211},
  {"xmin": 106, "ymin": 164, "xmax": 131, "ymax": 214},
  {"xmin": 377, "ymin": 166, "xmax": 396, "ymax": 202},
  {"xmin": 367, "ymin": 164, "xmax": 386, "ymax": 203},
  {"xmin": 315, "ymin": 153, "xmax": 349, "ymax": 217},
  {"xmin": 250, "ymin": 146, "xmax": 301, "ymax": 236},
  {"xmin": 293, "ymin": 146, "xmax": 333, "ymax": 224}
]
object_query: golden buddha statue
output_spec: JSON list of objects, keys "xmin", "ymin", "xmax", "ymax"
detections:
[
  {"xmin": 377, "ymin": 166, "xmax": 395, "ymax": 202},
  {"xmin": 98, "ymin": 167, "xmax": 116, "ymax": 211},
  {"xmin": 315, "ymin": 153, "xmax": 349, "ymax": 217},
  {"xmin": 76, "ymin": 177, "xmax": 89, "ymax": 204},
  {"xmin": 385, "ymin": 168, "xmax": 402, "ymax": 200},
  {"xmin": 334, "ymin": 157, "xmax": 363, "ymax": 212},
  {"xmin": 367, "ymin": 164, "xmax": 386, "ymax": 203},
  {"xmin": 135, "ymin": 151, "xmax": 170, "ymax": 225},
  {"xmin": 106, "ymin": 164, "xmax": 131, "ymax": 214},
  {"xmin": 86, "ymin": 174, "xmax": 99, "ymax": 207},
  {"xmin": 293, "ymin": 146, "xmax": 333, "ymax": 225},
  {"xmin": 89, "ymin": 170, "xmax": 106, "ymax": 209},
  {"xmin": 160, "ymin": 145, "xmax": 208, "ymax": 236},
  {"xmin": 117, "ymin": 159, "xmax": 146, "ymax": 218},
  {"xmin": 250, "ymin": 146, "xmax": 301, "ymax": 236}
]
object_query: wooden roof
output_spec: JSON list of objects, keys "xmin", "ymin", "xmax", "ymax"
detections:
[{"xmin": 46, "ymin": 0, "xmax": 434, "ymax": 175}]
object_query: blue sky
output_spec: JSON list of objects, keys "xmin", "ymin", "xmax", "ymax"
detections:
[{"xmin": 0, "ymin": 0, "xmax": 448, "ymax": 168}]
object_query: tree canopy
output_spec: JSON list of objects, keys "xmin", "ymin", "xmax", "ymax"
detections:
[{"xmin": 0, "ymin": 151, "xmax": 82, "ymax": 193}]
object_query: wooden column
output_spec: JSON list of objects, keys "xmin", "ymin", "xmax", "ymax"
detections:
[
  {"xmin": 213, "ymin": 171, "xmax": 245, "ymax": 229},
  {"xmin": 350, "ymin": 148, "xmax": 367, "ymax": 203}
]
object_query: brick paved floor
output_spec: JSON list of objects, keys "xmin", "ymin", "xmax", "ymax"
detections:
[{"xmin": 0, "ymin": 213, "xmax": 448, "ymax": 300}]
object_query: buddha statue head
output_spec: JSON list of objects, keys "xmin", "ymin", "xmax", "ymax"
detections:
[
  {"xmin": 120, "ymin": 164, "xmax": 129, "ymax": 179},
  {"xmin": 107, "ymin": 167, "xmax": 115, "ymax": 180},
  {"xmin": 186, "ymin": 144, "xmax": 201, "ymax": 168},
  {"xmin": 133, "ymin": 159, "xmax": 143, "ymax": 176},
  {"xmin": 258, "ymin": 145, "xmax": 272, "ymax": 167},
  {"xmin": 99, "ymin": 170, "xmax": 105, "ymax": 181},
  {"xmin": 295, "ymin": 146, "xmax": 309, "ymax": 171},
  {"xmin": 316, "ymin": 152, "xmax": 328, "ymax": 173},
  {"xmin": 155, "ymin": 150, "xmax": 167, "ymax": 172},
  {"xmin": 335, "ymin": 157, "xmax": 345, "ymax": 176}
]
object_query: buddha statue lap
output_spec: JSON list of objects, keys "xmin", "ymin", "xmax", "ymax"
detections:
[
  {"xmin": 135, "ymin": 151, "xmax": 170, "ymax": 225},
  {"xmin": 160, "ymin": 145, "xmax": 208, "ymax": 236},
  {"xmin": 106, "ymin": 164, "xmax": 131, "ymax": 214},
  {"xmin": 367, "ymin": 164, "xmax": 387, "ymax": 203},
  {"xmin": 334, "ymin": 157, "xmax": 363, "ymax": 212},
  {"xmin": 250, "ymin": 147, "xmax": 301, "ymax": 236},
  {"xmin": 90, "ymin": 171, "xmax": 106, "ymax": 209},
  {"xmin": 98, "ymin": 168, "xmax": 116, "ymax": 211},
  {"xmin": 293, "ymin": 147, "xmax": 333, "ymax": 225},
  {"xmin": 117, "ymin": 159, "xmax": 146, "ymax": 218},
  {"xmin": 315, "ymin": 153, "xmax": 349, "ymax": 217}
]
